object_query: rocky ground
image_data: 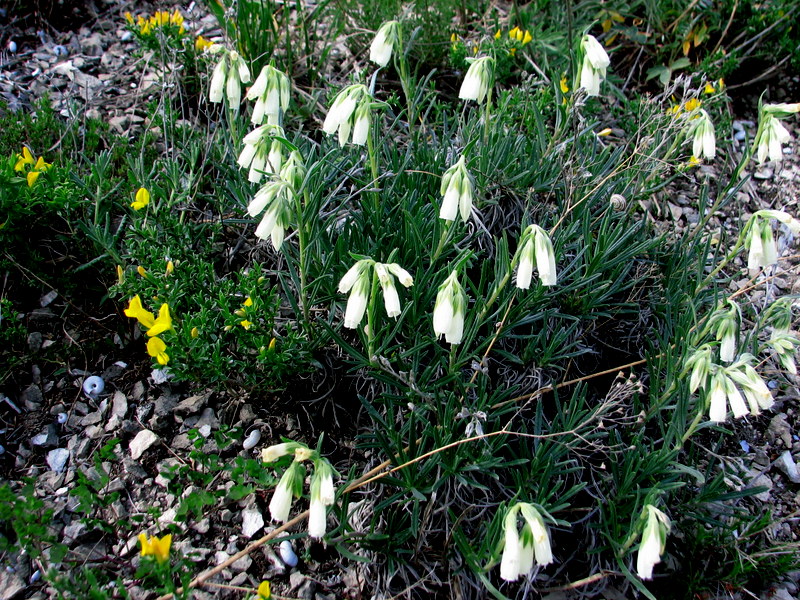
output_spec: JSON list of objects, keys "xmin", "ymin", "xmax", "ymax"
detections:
[{"xmin": 1, "ymin": 1, "xmax": 800, "ymax": 599}]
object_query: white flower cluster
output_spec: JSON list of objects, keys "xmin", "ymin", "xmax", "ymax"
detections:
[
  {"xmin": 208, "ymin": 47, "xmax": 251, "ymax": 110},
  {"xmin": 338, "ymin": 259, "xmax": 414, "ymax": 329},
  {"xmin": 498, "ymin": 502, "xmax": 553, "ymax": 582},
  {"xmin": 579, "ymin": 35, "xmax": 610, "ymax": 97},
  {"xmin": 262, "ymin": 442, "xmax": 337, "ymax": 539},
  {"xmin": 322, "ymin": 84, "xmax": 374, "ymax": 147}
]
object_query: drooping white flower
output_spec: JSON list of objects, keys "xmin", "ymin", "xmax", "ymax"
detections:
[
  {"xmin": 433, "ymin": 270, "xmax": 467, "ymax": 344},
  {"xmin": 499, "ymin": 503, "xmax": 554, "ymax": 582},
  {"xmin": 756, "ymin": 114, "xmax": 792, "ymax": 163},
  {"xmin": 519, "ymin": 503, "xmax": 553, "ymax": 567},
  {"xmin": 579, "ymin": 34, "xmax": 610, "ymax": 97},
  {"xmin": 439, "ymin": 155, "xmax": 475, "ymax": 223},
  {"xmin": 249, "ymin": 180, "xmax": 294, "ymax": 250},
  {"xmin": 208, "ymin": 47, "xmax": 251, "ymax": 110},
  {"xmin": 515, "ymin": 239, "xmax": 535, "ymax": 289},
  {"xmin": 262, "ymin": 442, "xmax": 302, "ymax": 463},
  {"xmin": 516, "ymin": 225, "xmax": 558, "ymax": 287},
  {"xmin": 636, "ymin": 505, "xmax": 670, "ymax": 580},
  {"xmin": 768, "ymin": 329, "xmax": 799, "ymax": 375},
  {"xmin": 247, "ymin": 65, "xmax": 291, "ymax": 125},
  {"xmin": 386, "ymin": 263, "xmax": 414, "ymax": 287},
  {"xmin": 238, "ymin": 124, "xmax": 285, "ymax": 183},
  {"xmin": 339, "ymin": 261, "xmax": 372, "ymax": 329},
  {"xmin": 459, "ymin": 56, "xmax": 495, "ymax": 104},
  {"xmin": 369, "ymin": 21, "xmax": 401, "ymax": 67},
  {"xmin": 308, "ymin": 460, "xmax": 335, "ymax": 539},
  {"xmin": 499, "ymin": 509, "xmax": 522, "ymax": 581},
  {"xmin": 322, "ymin": 85, "xmax": 374, "ymax": 147},
  {"xmin": 711, "ymin": 301, "xmax": 739, "ymax": 363},
  {"xmin": 686, "ymin": 344, "xmax": 712, "ymax": 394},
  {"xmin": 533, "ymin": 226, "xmax": 557, "ymax": 286},
  {"xmin": 269, "ymin": 461, "xmax": 303, "ymax": 523},
  {"xmin": 690, "ymin": 109, "xmax": 716, "ymax": 160},
  {"xmin": 745, "ymin": 213, "xmax": 781, "ymax": 270},
  {"xmin": 726, "ymin": 357, "xmax": 775, "ymax": 416}
]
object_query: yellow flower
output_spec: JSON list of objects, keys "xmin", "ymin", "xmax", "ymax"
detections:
[
  {"xmin": 509, "ymin": 27, "xmax": 520, "ymax": 40},
  {"xmin": 147, "ymin": 304, "xmax": 173, "ymax": 337},
  {"xmin": 138, "ymin": 533, "xmax": 172, "ymax": 562},
  {"xmin": 687, "ymin": 155, "xmax": 701, "ymax": 168},
  {"xmin": 195, "ymin": 35, "xmax": 214, "ymax": 51},
  {"xmin": 244, "ymin": 296, "xmax": 253, "ymax": 307},
  {"xmin": 146, "ymin": 337, "xmax": 169, "ymax": 365},
  {"xmin": 137, "ymin": 265, "xmax": 148, "ymax": 278},
  {"xmin": 14, "ymin": 147, "xmax": 35, "ymax": 171},
  {"xmin": 124, "ymin": 295, "xmax": 156, "ymax": 329},
  {"xmin": 33, "ymin": 156, "xmax": 51, "ymax": 172},
  {"xmin": 521, "ymin": 30, "xmax": 532, "ymax": 45},
  {"xmin": 559, "ymin": 76, "xmax": 569, "ymax": 94},
  {"xmin": 27, "ymin": 171, "xmax": 41, "ymax": 187},
  {"xmin": 124, "ymin": 11, "xmax": 134, "ymax": 24},
  {"xmin": 597, "ymin": 127, "xmax": 613, "ymax": 137},
  {"xmin": 240, "ymin": 319, "xmax": 253, "ymax": 330},
  {"xmin": 191, "ymin": 326, "xmax": 199, "ymax": 338},
  {"xmin": 166, "ymin": 260, "xmax": 174, "ymax": 275},
  {"xmin": 494, "ymin": 30, "xmax": 501, "ymax": 40},
  {"xmin": 684, "ymin": 98, "xmax": 702, "ymax": 112},
  {"xmin": 703, "ymin": 82, "xmax": 716, "ymax": 94},
  {"xmin": 116, "ymin": 265, "xmax": 124, "ymax": 284},
  {"xmin": 450, "ymin": 33, "xmax": 458, "ymax": 43},
  {"xmin": 257, "ymin": 581, "xmax": 271, "ymax": 600},
  {"xmin": 131, "ymin": 187, "xmax": 150, "ymax": 210},
  {"xmin": 268, "ymin": 337, "xmax": 276, "ymax": 351},
  {"xmin": 509, "ymin": 47, "xmax": 517, "ymax": 56},
  {"xmin": 170, "ymin": 9, "xmax": 184, "ymax": 27}
]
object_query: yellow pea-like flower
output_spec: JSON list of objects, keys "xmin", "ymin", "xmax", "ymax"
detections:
[{"xmin": 139, "ymin": 533, "xmax": 171, "ymax": 562}]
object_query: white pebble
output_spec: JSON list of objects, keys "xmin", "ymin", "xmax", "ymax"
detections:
[
  {"xmin": 279, "ymin": 540, "xmax": 298, "ymax": 567},
  {"xmin": 30, "ymin": 569, "xmax": 41, "ymax": 583},
  {"xmin": 7, "ymin": 40, "xmax": 17, "ymax": 53},
  {"xmin": 242, "ymin": 430, "xmax": 261, "ymax": 450},
  {"xmin": 56, "ymin": 413, "xmax": 68, "ymax": 424},
  {"xmin": 82, "ymin": 376, "xmax": 105, "ymax": 398}
]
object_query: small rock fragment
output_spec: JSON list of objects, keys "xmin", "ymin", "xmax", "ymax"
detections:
[
  {"xmin": 778, "ymin": 451, "xmax": 800, "ymax": 483},
  {"xmin": 242, "ymin": 507, "xmax": 264, "ymax": 538},
  {"xmin": 129, "ymin": 429, "xmax": 159, "ymax": 460},
  {"xmin": 46, "ymin": 448, "xmax": 70, "ymax": 473}
]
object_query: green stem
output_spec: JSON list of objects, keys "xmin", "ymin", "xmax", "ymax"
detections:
[
  {"xmin": 696, "ymin": 217, "xmax": 755, "ymax": 292},
  {"xmin": 431, "ymin": 221, "xmax": 452, "ymax": 263},
  {"xmin": 296, "ymin": 190, "xmax": 311, "ymax": 331},
  {"xmin": 395, "ymin": 33, "xmax": 415, "ymax": 131},
  {"xmin": 483, "ymin": 87, "xmax": 493, "ymax": 145},
  {"xmin": 366, "ymin": 268, "xmax": 380, "ymax": 365},
  {"xmin": 678, "ymin": 405, "xmax": 706, "ymax": 449},
  {"xmin": 367, "ymin": 119, "xmax": 381, "ymax": 218}
]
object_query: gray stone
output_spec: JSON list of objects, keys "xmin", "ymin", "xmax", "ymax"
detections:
[
  {"xmin": 31, "ymin": 424, "xmax": 58, "ymax": 448},
  {"xmin": 27, "ymin": 331, "xmax": 43, "ymax": 351},
  {"xmin": 153, "ymin": 394, "xmax": 178, "ymax": 417},
  {"xmin": 129, "ymin": 429, "xmax": 159, "ymax": 460},
  {"xmin": 20, "ymin": 384, "xmax": 43, "ymax": 410},
  {"xmin": 111, "ymin": 391, "xmax": 128, "ymax": 419},
  {"xmin": 768, "ymin": 414, "xmax": 794, "ymax": 448},
  {"xmin": 778, "ymin": 451, "xmax": 800, "ymax": 483},
  {"xmin": 242, "ymin": 507, "xmax": 264, "ymax": 538},
  {"xmin": 46, "ymin": 448, "xmax": 70, "ymax": 473},
  {"xmin": 0, "ymin": 569, "xmax": 25, "ymax": 600},
  {"xmin": 174, "ymin": 392, "xmax": 211, "ymax": 416}
]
